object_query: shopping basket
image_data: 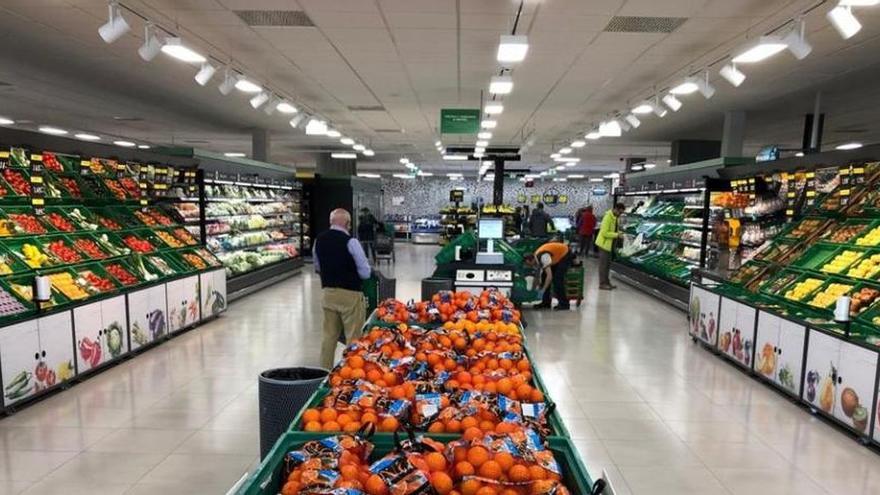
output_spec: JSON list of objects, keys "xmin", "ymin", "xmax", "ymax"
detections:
[
  {"xmin": 363, "ymin": 270, "xmax": 396, "ymax": 312},
  {"xmin": 565, "ymin": 264, "xmax": 585, "ymax": 307}
]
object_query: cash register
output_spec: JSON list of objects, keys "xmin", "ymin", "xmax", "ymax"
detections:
[{"xmin": 454, "ymin": 218, "xmax": 514, "ymax": 295}]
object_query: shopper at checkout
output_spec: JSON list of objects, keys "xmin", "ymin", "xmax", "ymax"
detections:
[
  {"xmin": 532, "ymin": 240, "xmax": 573, "ymax": 310},
  {"xmin": 314, "ymin": 208, "xmax": 372, "ymax": 368},
  {"xmin": 528, "ymin": 202, "xmax": 552, "ymax": 237}
]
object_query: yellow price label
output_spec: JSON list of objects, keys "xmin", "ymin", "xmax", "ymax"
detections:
[
  {"xmin": 748, "ymin": 178, "xmax": 755, "ymax": 184},
  {"xmin": 30, "ymin": 176, "xmax": 43, "ymax": 184},
  {"xmin": 787, "ymin": 192, "xmax": 796, "ymax": 198},
  {"xmin": 806, "ymin": 191, "xmax": 816, "ymax": 197},
  {"xmin": 0, "ymin": 152, "xmax": 9, "ymax": 158},
  {"xmin": 31, "ymin": 198, "xmax": 45, "ymax": 206},
  {"xmin": 855, "ymin": 167, "xmax": 865, "ymax": 174},
  {"xmin": 154, "ymin": 183, "xmax": 168, "ymax": 190},
  {"xmin": 806, "ymin": 172, "xmax": 815, "ymax": 178},
  {"xmin": 840, "ymin": 189, "xmax": 851, "ymax": 196},
  {"xmin": 840, "ymin": 169, "xmax": 851, "ymax": 175},
  {"xmin": 30, "ymin": 154, "xmax": 42, "ymax": 161},
  {"xmin": 80, "ymin": 160, "xmax": 90, "ymax": 166},
  {"xmin": 786, "ymin": 209, "xmax": 795, "ymax": 216},
  {"xmin": 140, "ymin": 199, "xmax": 149, "ymax": 206}
]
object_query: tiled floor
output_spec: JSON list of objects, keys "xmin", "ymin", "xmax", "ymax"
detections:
[{"xmin": 1, "ymin": 244, "xmax": 879, "ymax": 494}]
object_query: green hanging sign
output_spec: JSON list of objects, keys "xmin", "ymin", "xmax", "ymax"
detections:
[{"xmin": 440, "ymin": 109, "xmax": 480, "ymax": 134}]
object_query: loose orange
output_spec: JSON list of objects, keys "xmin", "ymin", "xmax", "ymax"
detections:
[
  {"xmin": 425, "ymin": 452, "xmax": 448, "ymax": 472},
  {"xmin": 302, "ymin": 408, "xmax": 320, "ymax": 423},
  {"xmin": 466, "ymin": 446, "xmax": 490, "ymax": 468},
  {"xmin": 319, "ymin": 409, "xmax": 338, "ymax": 423},
  {"xmin": 431, "ymin": 471, "xmax": 454, "ymax": 494},
  {"xmin": 478, "ymin": 460, "xmax": 502, "ymax": 479},
  {"xmin": 303, "ymin": 420, "xmax": 322, "ymax": 432},
  {"xmin": 454, "ymin": 461, "xmax": 475, "ymax": 478}
]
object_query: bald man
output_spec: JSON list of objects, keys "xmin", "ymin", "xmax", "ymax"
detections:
[{"xmin": 313, "ymin": 208, "xmax": 372, "ymax": 368}]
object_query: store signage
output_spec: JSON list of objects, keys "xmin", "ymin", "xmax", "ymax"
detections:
[
  {"xmin": 593, "ymin": 186, "xmax": 607, "ymax": 196},
  {"xmin": 440, "ymin": 109, "xmax": 480, "ymax": 134},
  {"xmin": 449, "ymin": 189, "xmax": 464, "ymax": 202}
]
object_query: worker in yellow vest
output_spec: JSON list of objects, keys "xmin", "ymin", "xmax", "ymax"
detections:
[{"xmin": 533, "ymin": 241, "xmax": 573, "ymax": 310}]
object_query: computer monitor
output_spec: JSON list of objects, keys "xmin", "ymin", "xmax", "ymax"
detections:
[
  {"xmin": 552, "ymin": 217, "xmax": 572, "ymax": 232},
  {"xmin": 478, "ymin": 218, "xmax": 504, "ymax": 239}
]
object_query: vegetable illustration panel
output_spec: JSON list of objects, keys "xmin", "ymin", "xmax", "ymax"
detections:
[
  {"xmin": 0, "ymin": 320, "xmax": 39, "ymax": 405},
  {"xmin": 200, "ymin": 269, "xmax": 227, "ymax": 318},
  {"xmin": 754, "ymin": 311, "xmax": 781, "ymax": 382},
  {"xmin": 35, "ymin": 312, "xmax": 75, "ymax": 390},
  {"xmin": 73, "ymin": 295, "xmax": 128, "ymax": 372},
  {"xmin": 101, "ymin": 296, "xmax": 128, "ymax": 360},
  {"xmin": 835, "ymin": 341, "xmax": 877, "ymax": 434},
  {"xmin": 776, "ymin": 319, "xmax": 806, "ymax": 395},
  {"xmin": 166, "ymin": 275, "xmax": 200, "ymax": 333},
  {"xmin": 127, "ymin": 285, "xmax": 167, "ymax": 351},
  {"xmin": 688, "ymin": 285, "xmax": 720, "ymax": 346},
  {"xmin": 717, "ymin": 296, "xmax": 756, "ymax": 368}
]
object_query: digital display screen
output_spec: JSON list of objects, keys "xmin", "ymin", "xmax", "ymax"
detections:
[
  {"xmin": 552, "ymin": 217, "xmax": 572, "ymax": 232},
  {"xmin": 478, "ymin": 218, "xmax": 504, "ymax": 239}
]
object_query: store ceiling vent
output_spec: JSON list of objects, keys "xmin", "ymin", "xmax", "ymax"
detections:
[
  {"xmin": 234, "ymin": 10, "xmax": 314, "ymax": 27},
  {"xmin": 348, "ymin": 105, "xmax": 386, "ymax": 112},
  {"xmin": 604, "ymin": 16, "xmax": 687, "ymax": 33}
]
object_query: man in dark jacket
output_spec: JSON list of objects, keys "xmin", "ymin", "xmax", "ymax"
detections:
[{"xmin": 528, "ymin": 203, "xmax": 552, "ymax": 237}]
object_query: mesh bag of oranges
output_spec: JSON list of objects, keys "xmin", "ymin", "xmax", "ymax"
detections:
[
  {"xmin": 280, "ymin": 433, "xmax": 373, "ymax": 495},
  {"xmin": 374, "ymin": 289, "xmax": 522, "ymax": 327}
]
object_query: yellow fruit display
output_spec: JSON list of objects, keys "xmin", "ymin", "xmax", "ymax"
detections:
[
  {"xmin": 820, "ymin": 250, "xmax": 861, "ymax": 274},
  {"xmin": 0, "ymin": 220, "xmax": 14, "ymax": 237},
  {"xmin": 808, "ymin": 283, "xmax": 853, "ymax": 308},
  {"xmin": 785, "ymin": 278, "xmax": 823, "ymax": 301},
  {"xmin": 20, "ymin": 243, "xmax": 50, "ymax": 268},
  {"xmin": 847, "ymin": 254, "xmax": 880, "ymax": 279},
  {"xmin": 856, "ymin": 226, "xmax": 880, "ymax": 246},
  {"xmin": 48, "ymin": 273, "xmax": 89, "ymax": 300}
]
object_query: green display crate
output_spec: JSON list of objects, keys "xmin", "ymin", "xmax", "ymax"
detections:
[{"xmin": 791, "ymin": 243, "xmax": 840, "ymax": 271}]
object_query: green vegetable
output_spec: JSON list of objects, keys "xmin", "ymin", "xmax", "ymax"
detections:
[{"xmin": 106, "ymin": 322, "xmax": 124, "ymax": 357}]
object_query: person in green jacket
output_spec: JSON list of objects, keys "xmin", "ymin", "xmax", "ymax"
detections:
[{"xmin": 596, "ymin": 203, "xmax": 625, "ymax": 290}]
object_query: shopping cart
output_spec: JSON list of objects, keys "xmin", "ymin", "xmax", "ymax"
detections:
[
  {"xmin": 363, "ymin": 270, "xmax": 396, "ymax": 313},
  {"xmin": 374, "ymin": 231, "xmax": 395, "ymax": 263},
  {"xmin": 564, "ymin": 263, "xmax": 585, "ymax": 307}
]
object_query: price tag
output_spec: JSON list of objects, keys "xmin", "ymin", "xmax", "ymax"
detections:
[
  {"xmin": 786, "ymin": 209, "xmax": 795, "ymax": 216},
  {"xmin": 31, "ymin": 197, "xmax": 45, "ymax": 206},
  {"xmin": 806, "ymin": 190, "xmax": 816, "ymax": 197},
  {"xmin": 840, "ymin": 189, "xmax": 851, "ymax": 196},
  {"xmin": 839, "ymin": 168, "xmax": 851, "ymax": 175},
  {"xmin": 139, "ymin": 182, "xmax": 148, "ymax": 190},
  {"xmin": 787, "ymin": 192, "xmax": 796, "ymax": 198},
  {"xmin": 139, "ymin": 199, "xmax": 149, "ymax": 206},
  {"xmin": 30, "ymin": 154, "xmax": 42, "ymax": 162},
  {"xmin": 806, "ymin": 172, "xmax": 815, "ymax": 178},
  {"xmin": 154, "ymin": 183, "xmax": 168, "ymax": 190},
  {"xmin": 80, "ymin": 160, "xmax": 92, "ymax": 176},
  {"xmin": 854, "ymin": 167, "xmax": 865, "ymax": 174},
  {"xmin": 29, "ymin": 176, "xmax": 43, "ymax": 184}
]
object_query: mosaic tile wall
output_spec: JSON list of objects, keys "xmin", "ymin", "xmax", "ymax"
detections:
[{"xmin": 382, "ymin": 178, "xmax": 612, "ymax": 218}]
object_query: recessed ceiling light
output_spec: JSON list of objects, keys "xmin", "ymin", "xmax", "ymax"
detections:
[
  {"xmin": 481, "ymin": 120, "xmax": 497, "ymax": 129},
  {"xmin": 276, "ymin": 101, "xmax": 298, "ymax": 114},
  {"xmin": 484, "ymin": 102, "xmax": 504, "ymax": 115},
  {"xmin": 161, "ymin": 37, "xmax": 207, "ymax": 63},
  {"xmin": 341, "ymin": 137, "xmax": 355, "ymax": 145},
  {"xmin": 137, "ymin": 144, "xmax": 150, "ymax": 149},
  {"xmin": 326, "ymin": 129, "xmax": 341, "ymax": 138},
  {"xmin": 224, "ymin": 152, "xmax": 246, "ymax": 157},
  {"xmin": 571, "ymin": 140, "xmax": 586, "ymax": 148},
  {"xmin": 234, "ymin": 77, "xmax": 262, "ymax": 93},
  {"xmin": 475, "ymin": 140, "xmax": 489, "ymax": 147},
  {"xmin": 478, "ymin": 131, "xmax": 493, "ymax": 140},
  {"xmin": 38, "ymin": 126, "xmax": 68, "ymax": 135},
  {"xmin": 114, "ymin": 140, "xmax": 136, "ymax": 147},
  {"xmin": 631, "ymin": 103, "xmax": 653, "ymax": 114},
  {"xmin": 74, "ymin": 133, "xmax": 101, "ymax": 141},
  {"xmin": 331, "ymin": 152, "xmax": 357, "ymax": 159},
  {"xmin": 489, "ymin": 76, "xmax": 513, "ymax": 95},
  {"xmin": 443, "ymin": 155, "xmax": 468, "ymax": 161},
  {"xmin": 357, "ymin": 173, "xmax": 381, "ymax": 178},
  {"xmin": 363, "ymin": 149, "xmax": 375, "ymax": 157},
  {"xmin": 353, "ymin": 144, "xmax": 366, "ymax": 151},
  {"xmin": 836, "ymin": 142, "xmax": 863, "ymax": 150},
  {"xmin": 497, "ymin": 35, "xmax": 529, "ymax": 63}
]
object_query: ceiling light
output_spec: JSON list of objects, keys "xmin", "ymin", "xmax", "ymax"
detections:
[
  {"xmin": 624, "ymin": 114, "xmax": 641, "ymax": 128},
  {"xmin": 559, "ymin": 147, "xmax": 572, "ymax": 154},
  {"xmin": 840, "ymin": 0, "xmax": 880, "ymax": 4},
  {"xmin": 555, "ymin": 157, "xmax": 580, "ymax": 163},
  {"xmin": 632, "ymin": 103, "xmax": 653, "ymax": 114},
  {"xmin": 732, "ymin": 36, "xmax": 788, "ymax": 63},
  {"xmin": 618, "ymin": 119, "xmax": 631, "ymax": 132},
  {"xmin": 828, "ymin": 5, "xmax": 862, "ymax": 39},
  {"xmin": 669, "ymin": 81, "xmax": 699, "ymax": 95},
  {"xmin": 631, "ymin": 164, "xmax": 644, "ymax": 171},
  {"xmin": 474, "ymin": 152, "xmax": 485, "ymax": 158},
  {"xmin": 553, "ymin": 178, "xmax": 568, "ymax": 182},
  {"xmin": 652, "ymin": 101, "xmax": 668, "ymax": 118},
  {"xmin": 0, "ymin": 117, "xmax": 14, "ymax": 125},
  {"xmin": 113, "ymin": 140, "xmax": 135, "ymax": 147},
  {"xmin": 341, "ymin": 138, "xmax": 355, "ymax": 145},
  {"xmin": 353, "ymin": 144, "xmax": 366, "ymax": 151},
  {"xmin": 489, "ymin": 76, "xmax": 513, "ymax": 95},
  {"xmin": 161, "ymin": 37, "xmax": 206, "ymax": 63},
  {"xmin": 719, "ymin": 63, "xmax": 746, "ymax": 87},
  {"xmin": 399, "ymin": 158, "xmax": 409, "ymax": 164},
  {"xmin": 475, "ymin": 140, "xmax": 489, "ymax": 147},
  {"xmin": 443, "ymin": 155, "xmax": 468, "ymax": 161},
  {"xmin": 405, "ymin": 162, "xmax": 417, "ymax": 170},
  {"xmin": 393, "ymin": 174, "xmax": 415, "ymax": 179},
  {"xmin": 662, "ymin": 94, "xmax": 682, "ymax": 111},
  {"xmin": 263, "ymin": 95, "xmax": 281, "ymax": 115},
  {"xmin": 289, "ymin": 114, "xmax": 306, "ymax": 129},
  {"xmin": 690, "ymin": 74, "xmax": 715, "ymax": 99},
  {"xmin": 137, "ymin": 144, "xmax": 150, "ymax": 149},
  {"xmin": 644, "ymin": 163, "xmax": 656, "ymax": 169},
  {"xmin": 550, "ymin": 153, "xmax": 561, "ymax": 159},
  {"xmin": 434, "ymin": 140, "xmax": 442, "ymax": 147},
  {"xmin": 497, "ymin": 35, "xmax": 529, "ymax": 64},
  {"xmin": 417, "ymin": 171, "xmax": 434, "ymax": 177},
  {"xmin": 305, "ymin": 118, "xmax": 328, "ymax": 135},
  {"xmin": 224, "ymin": 152, "xmax": 246, "ymax": 157},
  {"xmin": 74, "ymin": 133, "xmax": 100, "ymax": 141},
  {"xmin": 571, "ymin": 140, "xmax": 586, "ymax": 148},
  {"xmin": 234, "ymin": 77, "xmax": 262, "ymax": 93},
  {"xmin": 138, "ymin": 23, "xmax": 162, "ymax": 61},
  {"xmin": 218, "ymin": 69, "xmax": 236, "ymax": 95},
  {"xmin": 599, "ymin": 120, "xmax": 622, "ymax": 137},
  {"xmin": 478, "ymin": 132, "xmax": 493, "ymax": 140},
  {"xmin": 590, "ymin": 178, "xmax": 604, "ymax": 183},
  {"xmin": 484, "ymin": 102, "xmax": 504, "ymax": 115},
  {"xmin": 585, "ymin": 131, "xmax": 601, "ymax": 140},
  {"xmin": 326, "ymin": 129, "xmax": 342, "ymax": 138},
  {"xmin": 363, "ymin": 149, "xmax": 375, "ymax": 157},
  {"xmin": 38, "ymin": 126, "xmax": 67, "ymax": 135},
  {"xmin": 249, "ymin": 91, "xmax": 270, "ymax": 109},
  {"xmin": 474, "ymin": 145, "xmax": 486, "ymax": 152},
  {"xmin": 358, "ymin": 173, "xmax": 381, "ymax": 179},
  {"xmin": 836, "ymin": 142, "xmax": 863, "ymax": 150},
  {"xmin": 195, "ymin": 62, "xmax": 217, "ymax": 86},
  {"xmin": 331, "ymin": 152, "xmax": 357, "ymax": 159},
  {"xmin": 782, "ymin": 21, "xmax": 812, "ymax": 60},
  {"xmin": 98, "ymin": 1, "xmax": 130, "ymax": 44},
  {"xmin": 276, "ymin": 101, "xmax": 298, "ymax": 114},
  {"xmin": 447, "ymin": 173, "xmax": 463, "ymax": 177},
  {"xmin": 481, "ymin": 119, "xmax": 497, "ymax": 129}
]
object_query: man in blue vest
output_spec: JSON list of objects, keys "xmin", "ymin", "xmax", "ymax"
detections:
[{"xmin": 314, "ymin": 208, "xmax": 372, "ymax": 368}]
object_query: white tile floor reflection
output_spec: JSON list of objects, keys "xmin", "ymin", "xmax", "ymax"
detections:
[{"xmin": 0, "ymin": 244, "xmax": 878, "ymax": 494}]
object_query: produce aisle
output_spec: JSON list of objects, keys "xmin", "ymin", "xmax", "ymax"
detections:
[{"xmin": 0, "ymin": 245, "xmax": 879, "ymax": 494}]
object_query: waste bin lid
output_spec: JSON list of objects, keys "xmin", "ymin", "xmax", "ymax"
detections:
[{"xmin": 260, "ymin": 367, "xmax": 328, "ymax": 383}]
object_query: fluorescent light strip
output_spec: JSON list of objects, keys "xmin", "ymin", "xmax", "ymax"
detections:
[
  {"xmin": 114, "ymin": 140, "xmax": 136, "ymax": 147},
  {"xmin": 161, "ymin": 37, "xmax": 206, "ymax": 63},
  {"xmin": 497, "ymin": 35, "xmax": 528, "ymax": 63},
  {"xmin": 484, "ymin": 102, "xmax": 504, "ymax": 115},
  {"xmin": 38, "ymin": 126, "xmax": 67, "ymax": 135},
  {"xmin": 224, "ymin": 152, "xmax": 246, "ymax": 157},
  {"xmin": 443, "ymin": 155, "xmax": 468, "ymax": 161},
  {"xmin": 836, "ymin": 142, "xmax": 863, "ymax": 150},
  {"xmin": 732, "ymin": 36, "xmax": 788, "ymax": 63},
  {"xmin": 331, "ymin": 152, "xmax": 357, "ymax": 159},
  {"xmin": 477, "ymin": 131, "xmax": 493, "ymax": 140},
  {"xmin": 74, "ymin": 133, "xmax": 101, "ymax": 141},
  {"xmin": 571, "ymin": 140, "xmax": 586, "ymax": 148},
  {"xmin": 481, "ymin": 120, "xmax": 497, "ymax": 129},
  {"xmin": 489, "ymin": 76, "xmax": 513, "ymax": 95}
]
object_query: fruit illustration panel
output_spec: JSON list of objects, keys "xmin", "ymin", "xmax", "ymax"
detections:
[
  {"xmin": 688, "ymin": 285, "xmax": 720, "ymax": 346},
  {"xmin": 167, "ymin": 276, "xmax": 200, "ymax": 333},
  {"xmin": 100, "ymin": 295, "xmax": 128, "ymax": 361},
  {"xmin": 73, "ymin": 301, "xmax": 106, "ymax": 372},
  {"xmin": 754, "ymin": 311, "xmax": 781, "ymax": 380},
  {"xmin": 0, "ymin": 320, "xmax": 40, "ymax": 406},
  {"xmin": 35, "ymin": 311, "xmax": 75, "ymax": 389},
  {"xmin": 834, "ymin": 341, "xmax": 877, "ymax": 435},
  {"xmin": 200, "ymin": 269, "xmax": 227, "ymax": 318},
  {"xmin": 775, "ymin": 319, "xmax": 806, "ymax": 395},
  {"xmin": 127, "ymin": 285, "xmax": 167, "ymax": 351},
  {"xmin": 803, "ymin": 329, "xmax": 842, "ymax": 414},
  {"xmin": 717, "ymin": 296, "xmax": 757, "ymax": 368}
]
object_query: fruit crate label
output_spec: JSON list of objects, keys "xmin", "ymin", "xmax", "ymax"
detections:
[
  {"xmin": 786, "ymin": 209, "xmax": 795, "ymax": 216},
  {"xmin": 139, "ymin": 182, "xmax": 148, "ymax": 190},
  {"xmin": 139, "ymin": 199, "xmax": 149, "ymax": 206},
  {"xmin": 80, "ymin": 160, "xmax": 91, "ymax": 176},
  {"xmin": 806, "ymin": 190, "xmax": 816, "ymax": 198},
  {"xmin": 0, "ymin": 151, "xmax": 8, "ymax": 170}
]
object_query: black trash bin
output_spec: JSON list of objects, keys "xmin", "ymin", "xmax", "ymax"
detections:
[
  {"xmin": 421, "ymin": 277, "xmax": 453, "ymax": 301},
  {"xmin": 258, "ymin": 367, "xmax": 327, "ymax": 459}
]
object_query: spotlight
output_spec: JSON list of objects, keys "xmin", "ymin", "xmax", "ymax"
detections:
[
  {"xmin": 326, "ymin": 129, "xmax": 342, "ymax": 138},
  {"xmin": 691, "ymin": 73, "xmax": 715, "ymax": 99},
  {"xmin": 363, "ymin": 149, "xmax": 375, "ymax": 157},
  {"xmin": 624, "ymin": 114, "xmax": 641, "ymax": 128},
  {"xmin": 782, "ymin": 20, "xmax": 812, "ymax": 60},
  {"xmin": 340, "ymin": 137, "xmax": 355, "ymax": 145},
  {"xmin": 571, "ymin": 140, "xmax": 586, "ymax": 148},
  {"xmin": 249, "ymin": 91, "xmax": 270, "ymax": 109},
  {"xmin": 827, "ymin": 5, "xmax": 862, "ymax": 39},
  {"xmin": 353, "ymin": 144, "xmax": 366, "ymax": 151},
  {"xmin": 289, "ymin": 114, "xmax": 306, "ymax": 129},
  {"xmin": 264, "ymin": 96, "xmax": 281, "ymax": 115},
  {"xmin": 719, "ymin": 64, "xmax": 746, "ymax": 87},
  {"xmin": 276, "ymin": 101, "xmax": 298, "ymax": 114},
  {"xmin": 138, "ymin": 23, "xmax": 162, "ymax": 61},
  {"xmin": 218, "ymin": 69, "xmax": 236, "ymax": 95},
  {"xmin": 662, "ymin": 94, "xmax": 682, "ymax": 111},
  {"xmin": 98, "ymin": 1, "xmax": 130, "ymax": 44},
  {"xmin": 195, "ymin": 62, "xmax": 217, "ymax": 86},
  {"xmin": 305, "ymin": 119, "xmax": 328, "ymax": 135}
]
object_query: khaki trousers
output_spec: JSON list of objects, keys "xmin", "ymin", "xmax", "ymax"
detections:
[{"xmin": 320, "ymin": 288, "xmax": 366, "ymax": 369}]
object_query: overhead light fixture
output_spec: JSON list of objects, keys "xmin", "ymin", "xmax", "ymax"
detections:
[
  {"xmin": 405, "ymin": 162, "xmax": 417, "ymax": 170},
  {"xmin": 161, "ymin": 37, "xmax": 206, "ymax": 63},
  {"xmin": 305, "ymin": 118, "xmax": 328, "ymax": 136},
  {"xmin": 624, "ymin": 114, "xmax": 641, "ymax": 128},
  {"xmin": 662, "ymin": 94, "xmax": 682, "ymax": 111},
  {"xmin": 218, "ymin": 69, "xmax": 236, "ymax": 95},
  {"xmin": 553, "ymin": 178, "xmax": 568, "ymax": 182},
  {"xmin": 331, "ymin": 152, "xmax": 357, "ymax": 159},
  {"xmin": 631, "ymin": 164, "xmax": 644, "ymax": 171},
  {"xmin": 98, "ymin": 1, "xmax": 130, "ymax": 44},
  {"xmin": 589, "ymin": 178, "xmax": 604, "ymax": 183},
  {"xmin": 840, "ymin": 0, "xmax": 880, "ymax": 5},
  {"xmin": 341, "ymin": 137, "xmax": 355, "ymax": 145},
  {"xmin": 249, "ymin": 91, "xmax": 270, "ymax": 109},
  {"xmin": 690, "ymin": 73, "xmax": 715, "ymax": 99},
  {"xmin": 631, "ymin": 102, "xmax": 653, "ymax": 114},
  {"xmin": 555, "ymin": 157, "xmax": 580, "ymax": 163},
  {"xmin": 669, "ymin": 81, "xmax": 699, "ymax": 95},
  {"xmin": 357, "ymin": 173, "xmax": 381, "ymax": 179},
  {"xmin": 289, "ymin": 113, "xmax": 306, "ymax": 129},
  {"xmin": 836, "ymin": 142, "xmax": 863, "ymax": 150},
  {"xmin": 473, "ymin": 152, "xmax": 485, "ymax": 158},
  {"xmin": 484, "ymin": 102, "xmax": 504, "ymax": 115},
  {"xmin": 113, "ymin": 140, "xmax": 136, "ymax": 147},
  {"xmin": 481, "ymin": 120, "xmax": 497, "ymax": 129},
  {"xmin": 264, "ymin": 95, "xmax": 281, "ymax": 115},
  {"xmin": 651, "ymin": 99, "xmax": 669, "ymax": 117},
  {"xmin": 599, "ymin": 120, "xmax": 622, "ymax": 137},
  {"xmin": 719, "ymin": 63, "xmax": 746, "ymax": 87},
  {"xmin": 474, "ymin": 146, "xmax": 486, "ymax": 153},
  {"xmin": 732, "ymin": 35, "xmax": 788, "ymax": 63},
  {"xmin": 827, "ymin": 5, "xmax": 862, "ymax": 39},
  {"xmin": 497, "ymin": 35, "xmax": 529, "ymax": 64},
  {"xmin": 550, "ymin": 153, "xmax": 561, "ymax": 159},
  {"xmin": 644, "ymin": 163, "xmax": 656, "ymax": 169},
  {"xmin": 0, "ymin": 117, "xmax": 13, "ymax": 125},
  {"xmin": 326, "ymin": 129, "xmax": 342, "ymax": 138},
  {"xmin": 559, "ymin": 147, "xmax": 572, "ymax": 154},
  {"xmin": 399, "ymin": 158, "xmax": 410, "ymax": 164},
  {"xmin": 195, "ymin": 62, "xmax": 217, "ymax": 86},
  {"xmin": 276, "ymin": 101, "xmax": 298, "ymax": 114},
  {"xmin": 74, "ymin": 133, "xmax": 100, "ymax": 141},
  {"xmin": 393, "ymin": 173, "xmax": 415, "ymax": 179},
  {"xmin": 618, "ymin": 119, "xmax": 631, "ymax": 132},
  {"xmin": 571, "ymin": 140, "xmax": 586, "ymax": 148},
  {"xmin": 443, "ymin": 155, "xmax": 468, "ymax": 161},
  {"xmin": 137, "ymin": 144, "xmax": 150, "ymax": 149},
  {"xmin": 585, "ymin": 131, "xmax": 601, "ymax": 140},
  {"xmin": 434, "ymin": 140, "xmax": 442, "ymax": 147},
  {"xmin": 795, "ymin": 151, "xmax": 805, "ymax": 157},
  {"xmin": 489, "ymin": 76, "xmax": 513, "ymax": 95},
  {"xmin": 475, "ymin": 140, "xmax": 489, "ymax": 147},
  {"xmin": 447, "ymin": 173, "xmax": 463, "ymax": 177},
  {"xmin": 782, "ymin": 20, "xmax": 812, "ymax": 59},
  {"xmin": 38, "ymin": 126, "xmax": 68, "ymax": 135},
  {"xmin": 477, "ymin": 131, "xmax": 493, "ymax": 140},
  {"xmin": 138, "ymin": 23, "xmax": 162, "ymax": 61},
  {"xmin": 604, "ymin": 173, "xmax": 620, "ymax": 179},
  {"xmin": 555, "ymin": 166, "xmax": 565, "ymax": 171},
  {"xmin": 224, "ymin": 152, "xmax": 246, "ymax": 157},
  {"xmin": 235, "ymin": 77, "xmax": 262, "ymax": 93},
  {"xmin": 417, "ymin": 171, "xmax": 434, "ymax": 177},
  {"xmin": 363, "ymin": 149, "xmax": 375, "ymax": 157},
  {"xmin": 353, "ymin": 144, "xmax": 366, "ymax": 151}
]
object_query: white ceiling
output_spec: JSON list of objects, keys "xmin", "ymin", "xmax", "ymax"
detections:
[{"xmin": 0, "ymin": 0, "xmax": 879, "ymax": 176}]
